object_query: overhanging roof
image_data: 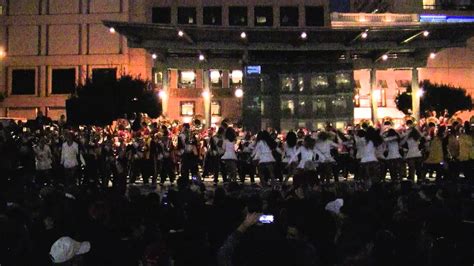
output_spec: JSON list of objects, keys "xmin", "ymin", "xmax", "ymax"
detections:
[{"xmin": 103, "ymin": 20, "xmax": 474, "ymax": 69}]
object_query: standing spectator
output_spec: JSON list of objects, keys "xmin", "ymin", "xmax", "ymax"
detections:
[
  {"xmin": 400, "ymin": 123, "xmax": 424, "ymax": 182},
  {"xmin": 221, "ymin": 127, "xmax": 238, "ymax": 182},
  {"xmin": 252, "ymin": 131, "xmax": 276, "ymax": 186},
  {"xmin": 457, "ymin": 122, "xmax": 473, "ymax": 180},
  {"xmin": 60, "ymin": 133, "xmax": 81, "ymax": 187},
  {"xmin": 33, "ymin": 137, "xmax": 53, "ymax": 186}
]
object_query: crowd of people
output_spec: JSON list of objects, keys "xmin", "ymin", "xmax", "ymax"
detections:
[{"xmin": 0, "ymin": 111, "xmax": 473, "ymax": 265}]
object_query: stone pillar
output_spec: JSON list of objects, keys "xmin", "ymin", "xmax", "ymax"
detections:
[
  {"xmin": 411, "ymin": 67, "xmax": 420, "ymax": 121},
  {"xmin": 370, "ymin": 68, "xmax": 378, "ymax": 123},
  {"xmin": 202, "ymin": 69, "xmax": 211, "ymax": 128},
  {"xmin": 162, "ymin": 69, "xmax": 169, "ymax": 116}
]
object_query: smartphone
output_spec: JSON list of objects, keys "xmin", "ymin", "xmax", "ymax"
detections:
[{"xmin": 259, "ymin": 215, "xmax": 274, "ymax": 224}]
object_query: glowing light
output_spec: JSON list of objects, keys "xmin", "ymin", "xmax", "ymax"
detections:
[
  {"xmin": 182, "ymin": 117, "xmax": 192, "ymax": 123},
  {"xmin": 240, "ymin": 32, "xmax": 247, "ymax": 39},
  {"xmin": 202, "ymin": 90, "xmax": 210, "ymax": 99},
  {"xmin": 178, "ymin": 30, "xmax": 184, "ymax": 37},
  {"xmin": 152, "ymin": 53, "xmax": 157, "ymax": 60},
  {"xmin": 234, "ymin": 88, "xmax": 244, "ymax": 98},
  {"xmin": 361, "ymin": 32, "xmax": 368, "ymax": 39},
  {"xmin": 358, "ymin": 16, "xmax": 366, "ymax": 22},
  {"xmin": 382, "ymin": 54, "xmax": 388, "ymax": 61},
  {"xmin": 0, "ymin": 49, "xmax": 5, "ymax": 58},
  {"xmin": 300, "ymin": 32, "xmax": 307, "ymax": 39},
  {"xmin": 231, "ymin": 70, "xmax": 243, "ymax": 84},
  {"xmin": 199, "ymin": 54, "xmax": 205, "ymax": 61},
  {"xmin": 423, "ymin": 30, "xmax": 430, "ymax": 37},
  {"xmin": 210, "ymin": 70, "xmax": 221, "ymax": 83},
  {"xmin": 429, "ymin": 52, "xmax": 436, "ymax": 59},
  {"xmin": 158, "ymin": 90, "xmax": 167, "ymax": 99},
  {"xmin": 109, "ymin": 27, "xmax": 116, "ymax": 34},
  {"xmin": 417, "ymin": 89, "xmax": 425, "ymax": 98}
]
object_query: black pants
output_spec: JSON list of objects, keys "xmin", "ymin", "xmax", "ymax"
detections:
[
  {"xmin": 141, "ymin": 158, "xmax": 154, "ymax": 184},
  {"xmin": 238, "ymin": 157, "xmax": 256, "ymax": 183},
  {"xmin": 181, "ymin": 153, "xmax": 199, "ymax": 181},
  {"xmin": 161, "ymin": 157, "xmax": 176, "ymax": 184},
  {"xmin": 405, "ymin": 157, "xmax": 423, "ymax": 182}
]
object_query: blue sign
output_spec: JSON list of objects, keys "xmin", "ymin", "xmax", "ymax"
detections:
[
  {"xmin": 420, "ymin": 14, "xmax": 474, "ymax": 23},
  {"xmin": 246, "ymin": 65, "xmax": 261, "ymax": 75}
]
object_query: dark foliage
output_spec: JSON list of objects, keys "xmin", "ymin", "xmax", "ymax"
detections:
[
  {"xmin": 395, "ymin": 80, "xmax": 472, "ymax": 115},
  {"xmin": 67, "ymin": 75, "xmax": 161, "ymax": 125}
]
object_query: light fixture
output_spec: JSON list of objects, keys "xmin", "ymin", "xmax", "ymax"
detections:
[
  {"xmin": 152, "ymin": 53, "xmax": 157, "ymax": 60},
  {"xmin": 240, "ymin": 32, "xmax": 247, "ymax": 39},
  {"xmin": 234, "ymin": 88, "xmax": 244, "ymax": 98},
  {"xmin": 0, "ymin": 49, "xmax": 5, "ymax": 58},
  {"xmin": 417, "ymin": 88, "xmax": 425, "ymax": 98},
  {"xmin": 158, "ymin": 90, "xmax": 167, "ymax": 99},
  {"xmin": 202, "ymin": 90, "xmax": 210, "ymax": 99},
  {"xmin": 300, "ymin": 32, "xmax": 307, "ymax": 39},
  {"xmin": 382, "ymin": 54, "xmax": 389, "ymax": 61},
  {"xmin": 423, "ymin": 30, "xmax": 430, "ymax": 37},
  {"xmin": 178, "ymin": 30, "xmax": 184, "ymax": 37},
  {"xmin": 109, "ymin": 27, "xmax": 116, "ymax": 34},
  {"xmin": 429, "ymin": 52, "xmax": 436, "ymax": 59},
  {"xmin": 199, "ymin": 54, "xmax": 205, "ymax": 61},
  {"xmin": 361, "ymin": 32, "xmax": 368, "ymax": 39}
]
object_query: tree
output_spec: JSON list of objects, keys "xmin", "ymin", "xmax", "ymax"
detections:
[
  {"xmin": 67, "ymin": 75, "xmax": 161, "ymax": 125},
  {"xmin": 395, "ymin": 80, "xmax": 472, "ymax": 116}
]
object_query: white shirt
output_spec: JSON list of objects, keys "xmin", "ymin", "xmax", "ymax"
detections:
[
  {"xmin": 354, "ymin": 136, "xmax": 366, "ymax": 160},
  {"xmin": 361, "ymin": 140, "xmax": 378, "ymax": 163},
  {"xmin": 282, "ymin": 143, "xmax": 297, "ymax": 163},
  {"xmin": 384, "ymin": 136, "xmax": 402, "ymax": 160},
  {"xmin": 61, "ymin": 141, "xmax": 79, "ymax": 168},
  {"xmin": 401, "ymin": 131, "xmax": 422, "ymax": 159},
  {"xmin": 289, "ymin": 146, "xmax": 316, "ymax": 169},
  {"xmin": 252, "ymin": 141, "xmax": 275, "ymax": 164},
  {"xmin": 221, "ymin": 140, "xmax": 237, "ymax": 160},
  {"xmin": 314, "ymin": 140, "xmax": 338, "ymax": 163},
  {"xmin": 34, "ymin": 145, "xmax": 52, "ymax": 170}
]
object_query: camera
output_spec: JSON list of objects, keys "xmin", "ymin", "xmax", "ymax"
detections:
[{"xmin": 258, "ymin": 215, "xmax": 274, "ymax": 224}]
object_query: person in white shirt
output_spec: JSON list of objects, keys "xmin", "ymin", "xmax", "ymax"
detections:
[
  {"xmin": 360, "ymin": 127, "xmax": 383, "ymax": 185},
  {"xmin": 221, "ymin": 127, "xmax": 238, "ymax": 182},
  {"xmin": 353, "ymin": 129, "xmax": 367, "ymax": 180},
  {"xmin": 314, "ymin": 131, "xmax": 339, "ymax": 183},
  {"xmin": 33, "ymin": 137, "xmax": 53, "ymax": 185},
  {"xmin": 251, "ymin": 131, "xmax": 276, "ymax": 186},
  {"xmin": 400, "ymin": 122, "xmax": 424, "ymax": 182},
  {"xmin": 382, "ymin": 128, "xmax": 402, "ymax": 181},
  {"xmin": 288, "ymin": 135, "xmax": 320, "ymax": 187},
  {"xmin": 281, "ymin": 131, "xmax": 298, "ymax": 184},
  {"xmin": 61, "ymin": 133, "xmax": 81, "ymax": 187}
]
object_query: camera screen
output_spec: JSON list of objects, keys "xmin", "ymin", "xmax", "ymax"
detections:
[{"xmin": 259, "ymin": 215, "xmax": 274, "ymax": 224}]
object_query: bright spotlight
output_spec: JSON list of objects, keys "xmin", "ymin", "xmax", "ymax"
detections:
[
  {"xmin": 300, "ymin": 32, "xmax": 307, "ymax": 39},
  {"xmin": 429, "ymin": 52, "xmax": 436, "ymax": 59},
  {"xmin": 109, "ymin": 27, "xmax": 116, "ymax": 34},
  {"xmin": 361, "ymin": 32, "xmax": 368, "ymax": 39},
  {"xmin": 152, "ymin": 53, "xmax": 157, "ymax": 60},
  {"xmin": 423, "ymin": 30, "xmax": 430, "ymax": 37},
  {"xmin": 234, "ymin": 88, "xmax": 244, "ymax": 98},
  {"xmin": 178, "ymin": 30, "xmax": 184, "ymax": 37},
  {"xmin": 199, "ymin": 54, "xmax": 205, "ymax": 61},
  {"xmin": 240, "ymin": 32, "xmax": 247, "ymax": 39},
  {"xmin": 382, "ymin": 54, "xmax": 388, "ymax": 61}
]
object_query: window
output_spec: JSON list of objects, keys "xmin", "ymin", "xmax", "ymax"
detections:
[
  {"xmin": 203, "ymin": 6, "xmax": 222, "ymax": 25},
  {"xmin": 423, "ymin": 0, "xmax": 437, "ymax": 9},
  {"xmin": 179, "ymin": 70, "xmax": 196, "ymax": 88},
  {"xmin": 377, "ymin": 80, "xmax": 388, "ymax": 107},
  {"xmin": 280, "ymin": 6, "xmax": 299, "ymax": 26},
  {"xmin": 152, "ymin": 68, "xmax": 163, "ymax": 85},
  {"xmin": 230, "ymin": 70, "xmax": 243, "ymax": 86},
  {"xmin": 333, "ymin": 96, "xmax": 348, "ymax": 110},
  {"xmin": 180, "ymin": 101, "xmax": 195, "ymax": 116},
  {"xmin": 335, "ymin": 73, "xmax": 351, "ymax": 89},
  {"xmin": 210, "ymin": 70, "xmax": 222, "ymax": 88},
  {"xmin": 92, "ymin": 68, "xmax": 116, "ymax": 84},
  {"xmin": 254, "ymin": 6, "xmax": 273, "ymax": 27},
  {"xmin": 311, "ymin": 74, "xmax": 328, "ymax": 90},
  {"xmin": 52, "ymin": 68, "xmax": 76, "ymax": 94},
  {"xmin": 281, "ymin": 100, "xmax": 295, "ymax": 116},
  {"xmin": 229, "ymin": 6, "xmax": 247, "ymax": 26},
  {"xmin": 12, "ymin": 69, "xmax": 36, "ymax": 95},
  {"xmin": 211, "ymin": 101, "xmax": 221, "ymax": 115},
  {"xmin": 152, "ymin": 7, "xmax": 171, "ymax": 24},
  {"xmin": 178, "ymin": 7, "xmax": 196, "ymax": 25},
  {"xmin": 281, "ymin": 74, "xmax": 304, "ymax": 92},
  {"xmin": 313, "ymin": 99, "xmax": 327, "ymax": 113},
  {"xmin": 305, "ymin": 6, "xmax": 325, "ymax": 26}
]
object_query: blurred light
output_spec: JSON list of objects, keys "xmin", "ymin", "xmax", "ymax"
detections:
[
  {"xmin": 0, "ymin": 49, "xmax": 5, "ymax": 58},
  {"xmin": 231, "ymin": 70, "xmax": 243, "ymax": 84},
  {"xmin": 210, "ymin": 70, "xmax": 220, "ymax": 83},
  {"xmin": 152, "ymin": 53, "xmax": 157, "ymax": 60},
  {"xmin": 235, "ymin": 88, "xmax": 244, "ymax": 98},
  {"xmin": 358, "ymin": 16, "xmax": 366, "ymax": 22},
  {"xmin": 178, "ymin": 30, "xmax": 184, "ymax": 37},
  {"xmin": 240, "ymin": 32, "xmax": 247, "ymax": 39},
  {"xmin": 361, "ymin": 32, "xmax": 368, "ymax": 39},
  {"xmin": 423, "ymin": 30, "xmax": 430, "ymax": 37},
  {"xmin": 182, "ymin": 117, "xmax": 192, "ymax": 123},
  {"xmin": 300, "ymin": 32, "xmax": 307, "ymax": 39},
  {"xmin": 429, "ymin": 52, "xmax": 436, "ymax": 59},
  {"xmin": 109, "ymin": 27, "xmax": 116, "ymax": 34},
  {"xmin": 158, "ymin": 90, "xmax": 167, "ymax": 99},
  {"xmin": 199, "ymin": 54, "xmax": 205, "ymax": 61},
  {"xmin": 417, "ymin": 89, "xmax": 425, "ymax": 98},
  {"xmin": 382, "ymin": 54, "xmax": 388, "ymax": 61},
  {"xmin": 202, "ymin": 90, "xmax": 210, "ymax": 99}
]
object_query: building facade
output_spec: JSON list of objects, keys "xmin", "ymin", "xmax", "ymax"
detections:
[{"xmin": 1, "ymin": 0, "xmax": 473, "ymax": 130}]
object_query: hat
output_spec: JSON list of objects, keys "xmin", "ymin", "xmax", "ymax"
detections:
[
  {"xmin": 325, "ymin": 198, "xmax": 344, "ymax": 214},
  {"xmin": 50, "ymin": 236, "xmax": 90, "ymax": 263}
]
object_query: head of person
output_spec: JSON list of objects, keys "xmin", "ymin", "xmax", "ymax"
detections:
[
  {"xmin": 366, "ymin": 126, "xmax": 383, "ymax": 146},
  {"xmin": 386, "ymin": 128, "xmax": 399, "ymax": 139},
  {"xmin": 225, "ymin": 127, "xmax": 237, "ymax": 142},
  {"xmin": 317, "ymin": 131, "xmax": 330, "ymax": 141},
  {"xmin": 286, "ymin": 131, "xmax": 297, "ymax": 148},
  {"xmin": 303, "ymin": 135, "xmax": 315, "ymax": 149},
  {"xmin": 49, "ymin": 237, "xmax": 90, "ymax": 264}
]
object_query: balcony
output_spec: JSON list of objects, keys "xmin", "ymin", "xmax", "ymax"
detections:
[{"xmin": 331, "ymin": 12, "xmax": 420, "ymax": 27}]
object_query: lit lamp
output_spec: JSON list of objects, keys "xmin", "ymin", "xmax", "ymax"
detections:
[
  {"xmin": 109, "ymin": 27, "xmax": 116, "ymax": 34},
  {"xmin": 202, "ymin": 90, "xmax": 211, "ymax": 99},
  {"xmin": 158, "ymin": 90, "xmax": 167, "ymax": 99},
  {"xmin": 234, "ymin": 88, "xmax": 244, "ymax": 98},
  {"xmin": 0, "ymin": 49, "xmax": 5, "ymax": 59}
]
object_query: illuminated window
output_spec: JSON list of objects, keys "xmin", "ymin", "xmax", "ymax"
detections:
[
  {"xmin": 12, "ymin": 69, "xmax": 36, "ymax": 95},
  {"xmin": 354, "ymin": 80, "xmax": 361, "ymax": 107},
  {"xmin": 280, "ymin": 6, "xmax": 299, "ymax": 26},
  {"xmin": 255, "ymin": 6, "xmax": 273, "ymax": 26},
  {"xmin": 209, "ymin": 70, "xmax": 222, "ymax": 88},
  {"xmin": 211, "ymin": 101, "xmax": 221, "ymax": 116},
  {"xmin": 335, "ymin": 73, "xmax": 351, "ymax": 88},
  {"xmin": 180, "ymin": 101, "xmax": 195, "ymax": 116},
  {"xmin": 423, "ymin": 0, "xmax": 436, "ymax": 9},
  {"xmin": 336, "ymin": 121, "xmax": 346, "ymax": 129},
  {"xmin": 152, "ymin": 68, "xmax": 163, "ymax": 85},
  {"xmin": 377, "ymin": 80, "xmax": 388, "ymax": 107},
  {"xmin": 281, "ymin": 75, "xmax": 294, "ymax": 92},
  {"xmin": 52, "ymin": 69, "xmax": 76, "ymax": 94},
  {"xmin": 333, "ymin": 96, "xmax": 348, "ymax": 110},
  {"xmin": 311, "ymin": 74, "xmax": 328, "ymax": 90},
  {"xmin": 179, "ymin": 70, "xmax": 196, "ymax": 89},
  {"xmin": 281, "ymin": 100, "xmax": 295, "ymax": 116},
  {"xmin": 178, "ymin": 7, "xmax": 196, "ymax": 24},
  {"xmin": 313, "ymin": 99, "xmax": 327, "ymax": 113},
  {"xmin": 229, "ymin": 6, "xmax": 247, "ymax": 26},
  {"xmin": 203, "ymin": 6, "xmax": 222, "ymax": 25},
  {"xmin": 230, "ymin": 70, "xmax": 243, "ymax": 85}
]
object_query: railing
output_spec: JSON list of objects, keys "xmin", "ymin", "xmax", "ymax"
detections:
[{"xmin": 331, "ymin": 12, "xmax": 420, "ymax": 27}]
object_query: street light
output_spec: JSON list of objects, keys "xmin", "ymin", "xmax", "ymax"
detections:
[
  {"xmin": 202, "ymin": 90, "xmax": 211, "ymax": 99},
  {"xmin": 361, "ymin": 32, "xmax": 368, "ymax": 39},
  {"xmin": 109, "ymin": 27, "xmax": 116, "ymax": 34},
  {"xmin": 240, "ymin": 32, "xmax": 247, "ymax": 39},
  {"xmin": 382, "ymin": 54, "xmax": 389, "ymax": 61},
  {"xmin": 178, "ymin": 30, "xmax": 184, "ymax": 37},
  {"xmin": 152, "ymin": 53, "xmax": 157, "ymax": 60},
  {"xmin": 423, "ymin": 30, "xmax": 430, "ymax": 37},
  {"xmin": 199, "ymin": 54, "xmax": 205, "ymax": 61},
  {"xmin": 300, "ymin": 32, "xmax": 307, "ymax": 40}
]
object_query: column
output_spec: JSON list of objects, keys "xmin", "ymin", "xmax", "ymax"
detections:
[
  {"xmin": 411, "ymin": 68, "xmax": 420, "ymax": 122},
  {"xmin": 202, "ymin": 69, "xmax": 211, "ymax": 128},
  {"xmin": 162, "ymin": 69, "xmax": 169, "ymax": 116},
  {"xmin": 370, "ymin": 68, "xmax": 378, "ymax": 123}
]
